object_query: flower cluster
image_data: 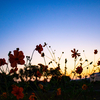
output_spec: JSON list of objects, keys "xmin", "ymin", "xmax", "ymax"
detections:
[{"xmin": 0, "ymin": 43, "xmax": 100, "ymax": 100}]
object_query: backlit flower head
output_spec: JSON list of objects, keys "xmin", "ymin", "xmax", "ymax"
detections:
[
  {"xmin": 43, "ymin": 78, "xmax": 47, "ymax": 82},
  {"xmin": 97, "ymin": 61, "xmax": 100, "ymax": 66},
  {"xmin": 43, "ymin": 42, "xmax": 47, "ymax": 47},
  {"xmin": 41, "ymin": 52, "xmax": 45, "ymax": 57},
  {"xmin": 29, "ymin": 93, "xmax": 36, "ymax": 100},
  {"xmin": 38, "ymin": 84, "xmax": 43, "ymax": 89},
  {"xmin": 57, "ymin": 88, "xmax": 61, "ymax": 96},
  {"xmin": 82, "ymin": 84, "xmax": 88, "ymax": 90},
  {"xmin": 76, "ymin": 66, "xmax": 83, "ymax": 74},
  {"xmin": 10, "ymin": 67, "xmax": 18, "ymax": 73},
  {"xmin": 65, "ymin": 58, "xmax": 67, "ymax": 63},
  {"xmin": 9, "ymin": 48, "xmax": 25, "ymax": 67},
  {"xmin": 94, "ymin": 49, "xmax": 98, "ymax": 54},
  {"xmin": 55, "ymin": 66, "xmax": 60, "ymax": 70},
  {"xmin": 35, "ymin": 44, "xmax": 43, "ymax": 54},
  {"xmin": 43, "ymin": 66, "xmax": 48, "ymax": 72},
  {"xmin": 11, "ymin": 85, "xmax": 24, "ymax": 100},
  {"xmin": 0, "ymin": 58, "xmax": 7, "ymax": 66},
  {"xmin": 71, "ymin": 48, "xmax": 80, "ymax": 59},
  {"xmin": 38, "ymin": 64, "xmax": 48, "ymax": 72},
  {"xmin": 36, "ymin": 70, "xmax": 42, "ymax": 77},
  {"xmin": 1, "ymin": 92, "xmax": 7, "ymax": 98}
]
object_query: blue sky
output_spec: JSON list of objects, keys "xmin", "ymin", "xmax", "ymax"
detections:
[{"xmin": 0, "ymin": 0, "xmax": 100, "ymax": 75}]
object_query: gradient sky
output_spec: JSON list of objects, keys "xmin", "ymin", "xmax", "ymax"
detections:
[{"xmin": 0, "ymin": 0, "xmax": 100, "ymax": 76}]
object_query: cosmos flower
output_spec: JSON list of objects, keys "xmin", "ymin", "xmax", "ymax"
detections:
[
  {"xmin": 35, "ymin": 44, "xmax": 43, "ymax": 54},
  {"xmin": 29, "ymin": 93, "xmax": 36, "ymax": 100},
  {"xmin": 76, "ymin": 66, "xmax": 83, "ymax": 74},
  {"xmin": 9, "ymin": 48, "xmax": 25, "ymax": 67},
  {"xmin": 55, "ymin": 66, "xmax": 60, "ymax": 70},
  {"xmin": 94, "ymin": 49, "xmax": 98, "ymax": 54},
  {"xmin": 82, "ymin": 84, "xmax": 88, "ymax": 90},
  {"xmin": 71, "ymin": 48, "xmax": 80, "ymax": 59},
  {"xmin": 43, "ymin": 78, "xmax": 47, "ymax": 82},
  {"xmin": 1, "ymin": 92, "xmax": 7, "ymax": 98},
  {"xmin": 36, "ymin": 70, "xmax": 42, "ymax": 77},
  {"xmin": 38, "ymin": 84, "xmax": 43, "ymax": 89},
  {"xmin": 57, "ymin": 88, "xmax": 61, "ymax": 96},
  {"xmin": 97, "ymin": 61, "xmax": 100, "ymax": 66},
  {"xmin": 10, "ymin": 67, "xmax": 18, "ymax": 73},
  {"xmin": 0, "ymin": 58, "xmax": 7, "ymax": 66},
  {"xmin": 38, "ymin": 64, "xmax": 48, "ymax": 72},
  {"xmin": 43, "ymin": 66, "xmax": 48, "ymax": 72},
  {"xmin": 11, "ymin": 85, "xmax": 24, "ymax": 100}
]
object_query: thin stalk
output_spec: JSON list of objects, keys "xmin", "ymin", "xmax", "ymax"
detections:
[
  {"xmin": 94, "ymin": 54, "xmax": 95, "ymax": 65},
  {"xmin": 43, "ymin": 56, "xmax": 46, "ymax": 65},
  {"xmin": 74, "ymin": 58, "xmax": 76, "ymax": 70},
  {"xmin": 6, "ymin": 60, "xmax": 10, "ymax": 74},
  {"xmin": 29, "ymin": 49, "xmax": 35, "ymax": 64},
  {"xmin": 45, "ymin": 55, "xmax": 53, "ymax": 61},
  {"xmin": 46, "ymin": 46, "xmax": 54, "ymax": 61}
]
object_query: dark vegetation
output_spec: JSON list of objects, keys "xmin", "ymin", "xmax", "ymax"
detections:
[{"xmin": 0, "ymin": 71, "xmax": 100, "ymax": 100}]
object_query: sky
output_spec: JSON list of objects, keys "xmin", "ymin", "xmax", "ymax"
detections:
[{"xmin": 0, "ymin": 0, "xmax": 100, "ymax": 77}]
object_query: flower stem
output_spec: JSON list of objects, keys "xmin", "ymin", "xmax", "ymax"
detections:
[
  {"xmin": 30, "ymin": 49, "xmax": 35, "ymax": 63},
  {"xmin": 43, "ymin": 56, "xmax": 46, "ymax": 65}
]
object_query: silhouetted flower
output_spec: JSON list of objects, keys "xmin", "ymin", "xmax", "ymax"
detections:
[
  {"xmin": 94, "ymin": 49, "xmax": 98, "ymax": 54},
  {"xmin": 0, "ymin": 58, "xmax": 7, "ymax": 66},
  {"xmin": 43, "ymin": 42, "xmax": 47, "ymax": 47},
  {"xmin": 9, "ymin": 48, "xmax": 25, "ymax": 67},
  {"xmin": 36, "ymin": 70, "xmax": 42, "ymax": 77},
  {"xmin": 35, "ymin": 44, "xmax": 43, "ymax": 54},
  {"xmin": 82, "ymin": 84, "xmax": 87, "ymax": 90},
  {"xmin": 57, "ymin": 88, "xmax": 61, "ymax": 96},
  {"xmin": 71, "ymin": 48, "xmax": 80, "ymax": 59},
  {"xmin": 97, "ymin": 61, "xmax": 100, "ymax": 66},
  {"xmin": 65, "ymin": 58, "xmax": 67, "ymax": 63},
  {"xmin": 76, "ymin": 66, "xmax": 83, "ymax": 74},
  {"xmin": 43, "ymin": 66, "xmax": 48, "ymax": 72},
  {"xmin": 43, "ymin": 78, "xmax": 47, "ymax": 82},
  {"xmin": 10, "ymin": 67, "xmax": 18, "ymax": 73},
  {"xmin": 41, "ymin": 52, "xmax": 45, "ymax": 57},
  {"xmin": 38, "ymin": 64, "xmax": 48, "ymax": 72},
  {"xmin": 90, "ymin": 62, "xmax": 93, "ymax": 65},
  {"xmin": 55, "ymin": 67, "xmax": 60, "ymax": 70},
  {"xmin": 85, "ymin": 59, "xmax": 88, "ymax": 62},
  {"xmin": 11, "ymin": 85, "xmax": 24, "ymax": 100}
]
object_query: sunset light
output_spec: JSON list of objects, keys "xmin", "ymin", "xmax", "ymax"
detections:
[{"xmin": 0, "ymin": 0, "xmax": 100, "ymax": 99}]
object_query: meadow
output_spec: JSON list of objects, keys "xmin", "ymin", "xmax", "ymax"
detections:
[{"xmin": 0, "ymin": 42, "xmax": 100, "ymax": 100}]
